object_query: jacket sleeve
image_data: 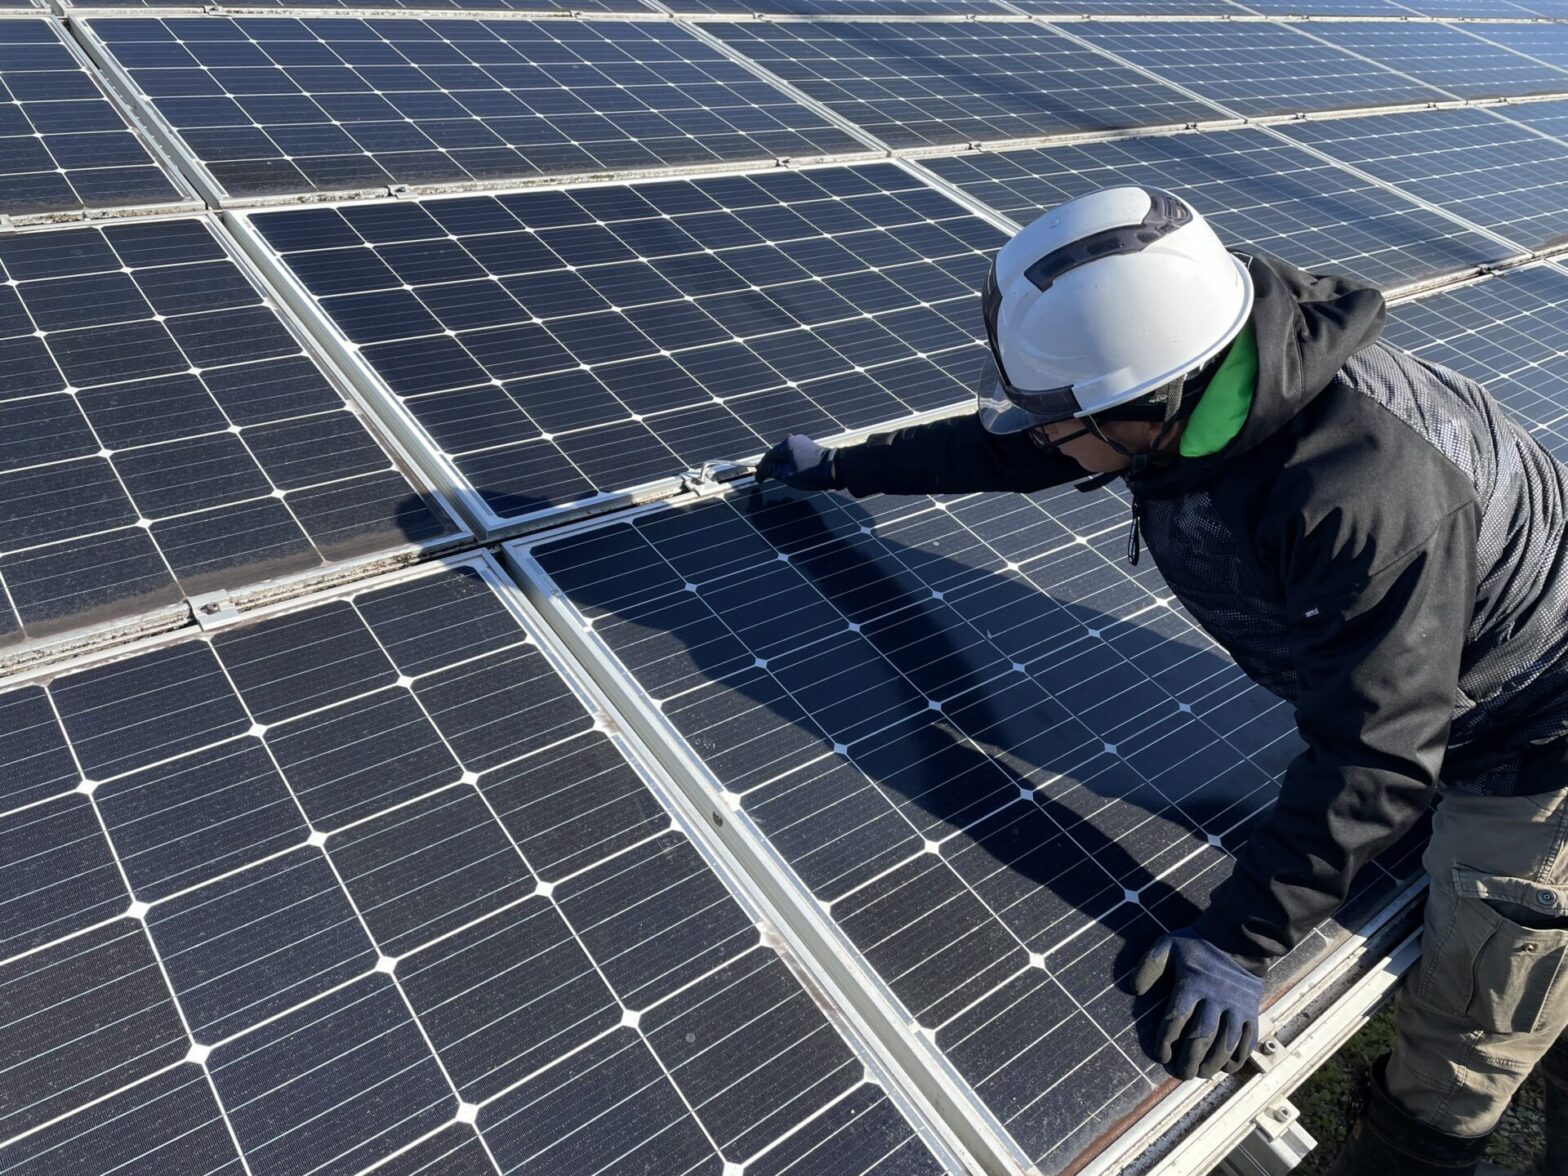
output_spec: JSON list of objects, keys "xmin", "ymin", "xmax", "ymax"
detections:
[
  {"xmin": 1192, "ymin": 499, "xmax": 1479, "ymax": 975},
  {"xmin": 833, "ymin": 413, "xmax": 1084, "ymax": 497}
]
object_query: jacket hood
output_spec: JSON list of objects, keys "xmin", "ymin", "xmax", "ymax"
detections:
[{"xmin": 1137, "ymin": 253, "xmax": 1387, "ymax": 496}]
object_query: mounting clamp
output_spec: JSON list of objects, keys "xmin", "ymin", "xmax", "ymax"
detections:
[
  {"xmin": 680, "ymin": 461, "xmax": 743, "ymax": 496},
  {"xmin": 188, "ymin": 589, "xmax": 240, "ymax": 631},
  {"xmin": 1214, "ymin": 1098, "xmax": 1317, "ymax": 1175}
]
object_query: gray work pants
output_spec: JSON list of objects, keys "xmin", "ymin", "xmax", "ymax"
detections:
[{"xmin": 1386, "ymin": 786, "xmax": 1568, "ymax": 1137}]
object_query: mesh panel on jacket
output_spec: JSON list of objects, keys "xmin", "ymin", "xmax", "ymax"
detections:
[{"xmin": 1141, "ymin": 341, "xmax": 1568, "ymax": 796}]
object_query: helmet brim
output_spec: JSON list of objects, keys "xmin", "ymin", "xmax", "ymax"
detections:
[{"xmin": 974, "ymin": 354, "xmax": 1080, "ymax": 435}]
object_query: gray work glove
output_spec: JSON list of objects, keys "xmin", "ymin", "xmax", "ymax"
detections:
[
  {"xmin": 1133, "ymin": 929, "xmax": 1263, "ymax": 1080},
  {"xmin": 754, "ymin": 434, "xmax": 844, "ymax": 491}
]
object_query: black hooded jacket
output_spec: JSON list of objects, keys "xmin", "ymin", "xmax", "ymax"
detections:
[{"xmin": 834, "ymin": 254, "xmax": 1568, "ymax": 973}]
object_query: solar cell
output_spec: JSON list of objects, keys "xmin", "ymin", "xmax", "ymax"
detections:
[
  {"xmin": 0, "ymin": 18, "xmax": 192, "ymax": 219},
  {"xmin": 917, "ymin": 129, "xmax": 1517, "ymax": 291},
  {"xmin": 0, "ymin": 555, "xmax": 953, "ymax": 1176},
  {"xmin": 78, "ymin": 14, "xmax": 864, "ymax": 202},
  {"xmin": 241, "ymin": 161, "xmax": 1008, "ymax": 535},
  {"xmin": 704, "ymin": 20, "xmax": 1223, "ymax": 149},
  {"xmin": 1275, "ymin": 106, "xmax": 1568, "ymax": 252},
  {"xmin": 0, "ymin": 216, "xmax": 461, "ymax": 650},
  {"xmin": 1302, "ymin": 21, "xmax": 1568, "ymax": 100},
  {"xmin": 1068, "ymin": 20, "xmax": 1450, "ymax": 118},
  {"xmin": 1382, "ymin": 263, "xmax": 1568, "ymax": 460},
  {"xmin": 514, "ymin": 483, "xmax": 1429, "ymax": 1173}
]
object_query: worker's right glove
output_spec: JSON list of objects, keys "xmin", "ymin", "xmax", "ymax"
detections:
[
  {"xmin": 1133, "ymin": 929, "xmax": 1262, "ymax": 1081},
  {"xmin": 754, "ymin": 435, "xmax": 844, "ymax": 491}
]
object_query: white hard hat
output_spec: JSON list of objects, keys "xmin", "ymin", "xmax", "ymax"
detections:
[{"xmin": 976, "ymin": 186, "xmax": 1254, "ymax": 435}]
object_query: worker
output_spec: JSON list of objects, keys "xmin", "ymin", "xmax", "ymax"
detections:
[{"xmin": 754, "ymin": 186, "xmax": 1568, "ymax": 1176}]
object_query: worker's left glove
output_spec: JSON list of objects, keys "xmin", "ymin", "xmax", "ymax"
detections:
[
  {"xmin": 754, "ymin": 435, "xmax": 844, "ymax": 491},
  {"xmin": 1133, "ymin": 929, "xmax": 1262, "ymax": 1080}
]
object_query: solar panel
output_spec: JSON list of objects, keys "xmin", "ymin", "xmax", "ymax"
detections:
[
  {"xmin": 1460, "ymin": 21, "xmax": 1568, "ymax": 73},
  {"xmin": 917, "ymin": 129, "xmax": 1517, "ymax": 291},
  {"xmin": 239, "ymin": 161, "xmax": 1008, "ymax": 536},
  {"xmin": 1068, "ymin": 20, "xmax": 1450, "ymax": 118},
  {"xmin": 0, "ymin": 18, "xmax": 194, "ymax": 219},
  {"xmin": 1275, "ymin": 107, "xmax": 1568, "ymax": 252},
  {"xmin": 77, "ymin": 15, "xmax": 865, "ymax": 202},
  {"xmin": 513, "ymin": 482, "xmax": 1429, "ymax": 1173},
  {"xmin": 66, "ymin": 0, "xmax": 652, "ymax": 11},
  {"xmin": 0, "ymin": 216, "xmax": 463, "ymax": 650},
  {"xmin": 1008, "ymin": 0, "xmax": 1245, "ymax": 13},
  {"xmin": 703, "ymin": 20, "xmax": 1223, "ymax": 149},
  {"xmin": 5, "ymin": 4, "xmax": 1548, "ymax": 1171},
  {"xmin": 1382, "ymin": 263, "xmax": 1568, "ymax": 460},
  {"xmin": 1491, "ymin": 96, "xmax": 1568, "ymax": 144},
  {"xmin": 659, "ymin": 0, "xmax": 1015, "ymax": 14},
  {"xmin": 1231, "ymin": 0, "xmax": 1414, "ymax": 14},
  {"xmin": 1394, "ymin": 0, "xmax": 1541, "ymax": 13},
  {"xmin": 0, "ymin": 554, "xmax": 953, "ymax": 1176},
  {"xmin": 1301, "ymin": 21, "xmax": 1568, "ymax": 100}
]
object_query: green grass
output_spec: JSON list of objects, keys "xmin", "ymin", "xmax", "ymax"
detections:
[{"xmin": 1291, "ymin": 1005, "xmax": 1545, "ymax": 1173}]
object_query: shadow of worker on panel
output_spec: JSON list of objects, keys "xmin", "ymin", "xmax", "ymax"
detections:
[{"xmin": 529, "ymin": 478, "xmax": 1338, "ymax": 1093}]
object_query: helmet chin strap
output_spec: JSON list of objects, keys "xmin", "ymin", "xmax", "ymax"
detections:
[
  {"xmin": 1070, "ymin": 369, "xmax": 1199, "ymax": 492},
  {"xmin": 1071, "ymin": 411, "xmax": 1182, "ymax": 493}
]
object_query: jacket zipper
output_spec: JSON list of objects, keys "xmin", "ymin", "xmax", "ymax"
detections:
[{"xmin": 1127, "ymin": 492, "xmax": 1143, "ymax": 567}]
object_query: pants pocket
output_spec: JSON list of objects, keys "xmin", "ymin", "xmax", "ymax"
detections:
[{"xmin": 1422, "ymin": 867, "xmax": 1568, "ymax": 1036}]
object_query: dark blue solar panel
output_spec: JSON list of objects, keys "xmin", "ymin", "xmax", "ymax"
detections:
[
  {"xmin": 0, "ymin": 18, "xmax": 189, "ymax": 217},
  {"xmin": 1304, "ymin": 21, "xmax": 1568, "ymax": 99},
  {"xmin": 83, "ymin": 15, "xmax": 864, "ymax": 200},
  {"xmin": 1383, "ymin": 263, "xmax": 1568, "ymax": 461},
  {"xmin": 918, "ymin": 128, "xmax": 1516, "ymax": 290},
  {"xmin": 0, "ymin": 558, "xmax": 950, "ymax": 1176},
  {"xmin": 522, "ymin": 483, "xmax": 1430, "ymax": 1174},
  {"xmin": 0, "ymin": 217, "xmax": 459, "ymax": 648},
  {"xmin": 1276, "ymin": 106, "xmax": 1568, "ymax": 252},
  {"xmin": 707, "ymin": 20, "xmax": 1223, "ymax": 148},
  {"xmin": 248, "ymin": 162, "xmax": 1007, "ymax": 534},
  {"xmin": 1070, "ymin": 20, "xmax": 1450, "ymax": 118}
]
